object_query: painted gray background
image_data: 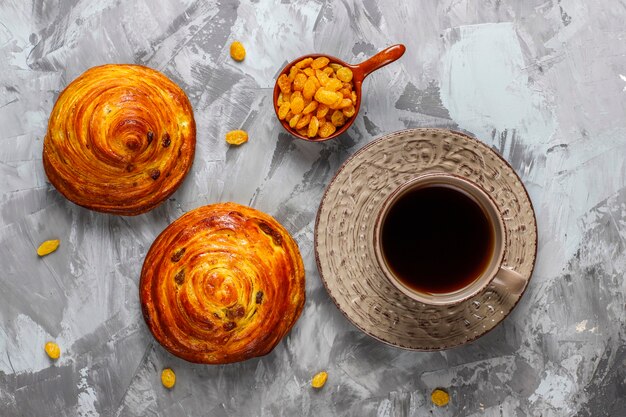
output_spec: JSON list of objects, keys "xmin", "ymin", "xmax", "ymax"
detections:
[{"xmin": 1, "ymin": 0, "xmax": 625, "ymax": 416}]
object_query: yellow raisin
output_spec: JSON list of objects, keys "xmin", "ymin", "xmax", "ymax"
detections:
[
  {"xmin": 318, "ymin": 122, "xmax": 336, "ymax": 138},
  {"xmin": 229, "ymin": 41, "xmax": 246, "ymax": 61},
  {"xmin": 329, "ymin": 63, "xmax": 342, "ymax": 71},
  {"xmin": 311, "ymin": 57, "xmax": 330, "ymax": 69},
  {"xmin": 225, "ymin": 130, "xmax": 248, "ymax": 145},
  {"xmin": 296, "ymin": 127, "xmax": 308, "ymax": 136},
  {"xmin": 323, "ymin": 67, "xmax": 334, "ymax": 76},
  {"xmin": 342, "ymin": 105, "xmax": 356, "ymax": 118},
  {"xmin": 351, "ymin": 91, "xmax": 357, "ymax": 104},
  {"xmin": 291, "ymin": 91, "xmax": 302, "ymax": 100},
  {"xmin": 431, "ymin": 389, "xmax": 449, "ymax": 407},
  {"xmin": 291, "ymin": 96, "xmax": 305, "ymax": 114},
  {"xmin": 302, "ymin": 101, "xmax": 318, "ymax": 114},
  {"xmin": 318, "ymin": 116, "xmax": 327, "ymax": 124},
  {"xmin": 284, "ymin": 111, "xmax": 294, "ymax": 122},
  {"xmin": 311, "ymin": 76, "xmax": 321, "ymax": 90},
  {"xmin": 311, "ymin": 371, "xmax": 328, "ymax": 388},
  {"xmin": 295, "ymin": 57, "xmax": 313, "ymax": 69},
  {"xmin": 288, "ymin": 66, "xmax": 299, "ymax": 82},
  {"xmin": 289, "ymin": 114, "xmax": 301, "ymax": 128},
  {"xmin": 315, "ymin": 69, "xmax": 330, "ymax": 86},
  {"xmin": 295, "ymin": 113, "xmax": 312, "ymax": 130},
  {"xmin": 277, "ymin": 74, "xmax": 291, "ymax": 94},
  {"xmin": 339, "ymin": 98, "xmax": 353, "ymax": 109},
  {"xmin": 278, "ymin": 102, "xmax": 291, "ymax": 120},
  {"xmin": 315, "ymin": 88, "xmax": 341, "ymax": 106},
  {"xmin": 277, "ymin": 93, "xmax": 283, "ymax": 107},
  {"xmin": 331, "ymin": 110, "xmax": 345, "ymax": 127},
  {"xmin": 303, "ymin": 67, "xmax": 314, "ymax": 77},
  {"xmin": 161, "ymin": 368, "xmax": 176, "ymax": 389},
  {"xmin": 343, "ymin": 81, "xmax": 353, "ymax": 89},
  {"xmin": 325, "ymin": 78, "xmax": 343, "ymax": 92},
  {"xmin": 293, "ymin": 73, "xmax": 307, "ymax": 91},
  {"xmin": 316, "ymin": 104, "xmax": 329, "ymax": 119},
  {"xmin": 336, "ymin": 67, "xmax": 353, "ymax": 82},
  {"xmin": 303, "ymin": 78, "xmax": 316, "ymax": 99},
  {"xmin": 44, "ymin": 341, "xmax": 61, "ymax": 360},
  {"xmin": 339, "ymin": 88, "xmax": 351, "ymax": 98},
  {"xmin": 37, "ymin": 239, "xmax": 60, "ymax": 257},
  {"xmin": 329, "ymin": 95, "xmax": 344, "ymax": 110},
  {"xmin": 308, "ymin": 116, "xmax": 320, "ymax": 138}
]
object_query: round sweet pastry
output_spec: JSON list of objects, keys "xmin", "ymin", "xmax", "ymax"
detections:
[
  {"xmin": 140, "ymin": 202, "xmax": 306, "ymax": 364},
  {"xmin": 43, "ymin": 64, "xmax": 196, "ymax": 215}
]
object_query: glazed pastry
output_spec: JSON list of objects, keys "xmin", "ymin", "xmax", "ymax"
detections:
[
  {"xmin": 43, "ymin": 64, "xmax": 196, "ymax": 215},
  {"xmin": 140, "ymin": 202, "xmax": 305, "ymax": 364}
]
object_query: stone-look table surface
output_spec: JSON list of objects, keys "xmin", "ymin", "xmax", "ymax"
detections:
[{"xmin": 1, "ymin": 1, "xmax": 625, "ymax": 416}]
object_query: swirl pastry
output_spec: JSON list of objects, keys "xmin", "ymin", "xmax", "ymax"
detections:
[
  {"xmin": 140, "ymin": 202, "xmax": 306, "ymax": 364},
  {"xmin": 43, "ymin": 64, "xmax": 196, "ymax": 215}
]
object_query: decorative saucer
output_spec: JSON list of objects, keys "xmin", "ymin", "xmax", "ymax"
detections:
[{"xmin": 314, "ymin": 128, "xmax": 537, "ymax": 350}]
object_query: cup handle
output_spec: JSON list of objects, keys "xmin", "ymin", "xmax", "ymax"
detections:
[{"xmin": 492, "ymin": 266, "xmax": 526, "ymax": 297}]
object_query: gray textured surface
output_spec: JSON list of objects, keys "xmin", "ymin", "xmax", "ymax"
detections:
[{"xmin": 0, "ymin": 0, "xmax": 625, "ymax": 416}]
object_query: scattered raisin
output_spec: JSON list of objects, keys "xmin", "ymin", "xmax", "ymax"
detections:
[
  {"xmin": 229, "ymin": 41, "xmax": 246, "ymax": 61},
  {"xmin": 225, "ymin": 130, "xmax": 248, "ymax": 145},
  {"xmin": 311, "ymin": 371, "xmax": 328, "ymax": 388},
  {"xmin": 161, "ymin": 368, "xmax": 176, "ymax": 389},
  {"xmin": 44, "ymin": 341, "xmax": 61, "ymax": 360},
  {"xmin": 431, "ymin": 389, "xmax": 450, "ymax": 407},
  {"xmin": 223, "ymin": 322, "xmax": 236, "ymax": 331},
  {"xmin": 147, "ymin": 131, "xmax": 154, "ymax": 143},
  {"xmin": 256, "ymin": 291, "xmax": 264, "ymax": 304},
  {"xmin": 37, "ymin": 240, "xmax": 60, "ymax": 257}
]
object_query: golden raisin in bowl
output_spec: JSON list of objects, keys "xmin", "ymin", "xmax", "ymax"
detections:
[{"xmin": 276, "ymin": 57, "xmax": 356, "ymax": 140}]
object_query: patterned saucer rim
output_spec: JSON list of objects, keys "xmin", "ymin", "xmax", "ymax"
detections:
[{"xmin": 314, "ymin": 128, "xmax": 538, "ymax": 350}]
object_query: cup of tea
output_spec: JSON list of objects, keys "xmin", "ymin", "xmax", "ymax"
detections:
[{"xmin": 373, "ymin": 173, "xmax": 525, "ymax": 306}]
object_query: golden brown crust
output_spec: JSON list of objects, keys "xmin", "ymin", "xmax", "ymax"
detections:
[
  {"xmin": 43, "ymin": 64, "xmax": 196, "ymax": 215},
  {"xmin": 139, "ymin": 202, "xmax": 306, "ymax": 364}
]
